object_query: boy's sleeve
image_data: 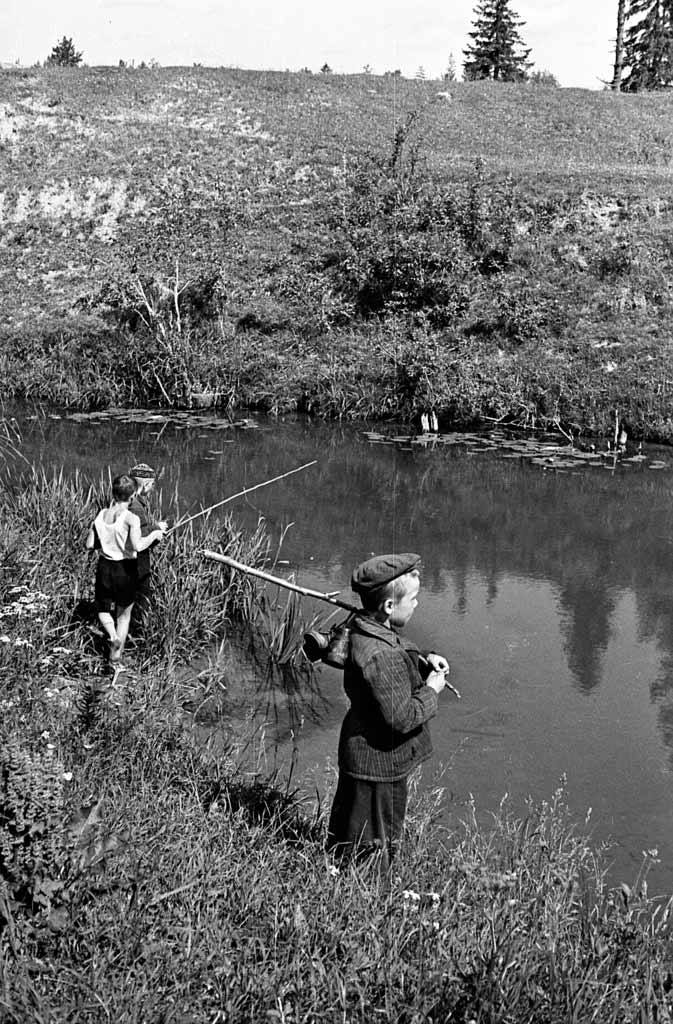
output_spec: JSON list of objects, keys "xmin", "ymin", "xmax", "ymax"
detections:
[{"xmin": 363, "ymin": 649, "xmax": 438, "ymax": 734}]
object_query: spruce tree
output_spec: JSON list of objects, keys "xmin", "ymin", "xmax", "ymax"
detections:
[
  {"xmin": 622, "ymin": 0, "xmax": 673, "ymax": 90},
  {"xmin": 463, "ymin": 0, "xmax": 532, "ymax": 82}
]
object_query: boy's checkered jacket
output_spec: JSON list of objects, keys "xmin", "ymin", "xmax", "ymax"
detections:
[{"xmin": 337, "ymin": 614, "xmax": 439, "ymax": 782}]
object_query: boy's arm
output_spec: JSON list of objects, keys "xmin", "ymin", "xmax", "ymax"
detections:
[
  {"xmin": 364, "ymin": 649, "xmax": 438, "ymax": 734},
  {"xmin": 128, "ymin": 512, "xmax": 165, "ymax": 552},
  {"xmin": 131, "ymin": 498, "xmax": 166, "ymax": 535},
  {"xmin": 85, "ymin": 517, "xmax": 101, "ymax": 551}
]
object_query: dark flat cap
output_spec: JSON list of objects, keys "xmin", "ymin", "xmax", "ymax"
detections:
[
  {"xmin": 351, "ymin": 553, "xmax": 421, "ymax": 593},
  {"xmin": 129, "ymin": 463, "xmax": 156, "ymax": 479}
]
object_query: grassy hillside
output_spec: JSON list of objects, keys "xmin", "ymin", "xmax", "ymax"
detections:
[{"xmin": 2, "ymin": 66, "xmax": 673, "ymax": 438}]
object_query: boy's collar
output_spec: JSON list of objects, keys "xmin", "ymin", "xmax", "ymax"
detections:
[{"xmin": 353, "ymin": 613, "xmax": 400, "ymax": 646}]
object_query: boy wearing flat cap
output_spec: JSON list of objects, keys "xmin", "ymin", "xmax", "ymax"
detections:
[
  {"xmin": 128, "ymin": 464, "xmax": 167, "ymax": 636},
  {"xmin": 327, "ymin": 552, "xmax": 449, "ymax": 866}
]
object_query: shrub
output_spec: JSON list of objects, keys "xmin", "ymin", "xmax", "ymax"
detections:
[{"xmin": 0, "ymin": 739, "xmax": 67, "ymax": 908}]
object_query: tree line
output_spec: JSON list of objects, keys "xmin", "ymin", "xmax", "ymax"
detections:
[
  {"xmin": 462, "ymin": 0, "xmax": 673, "ymax": 91},
  {"xmin": 43, "ymin": 2, "xmax": 673, "ymax": 92}
]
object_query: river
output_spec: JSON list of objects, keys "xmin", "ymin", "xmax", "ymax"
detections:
[{"xmin": 14, "ymin": 408, "xmax": 673, "ymax": 891}]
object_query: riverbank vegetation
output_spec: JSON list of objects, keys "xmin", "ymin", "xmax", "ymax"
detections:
[
  {"xmin": 1, "ymin": 468, "xmax": 672, "ymax": 1021},
  {"xmin": 3, "ymin": 68, "xmax": 673, "ymax": 439}
]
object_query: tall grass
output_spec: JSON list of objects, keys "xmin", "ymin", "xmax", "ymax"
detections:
[
  {"xmin": 1, "ymin": 716, "xmax": 671, "ymax": 1023},
  {"xmin": 1, "ymin": 468, "xmax": 672, "ymax": 1022}
]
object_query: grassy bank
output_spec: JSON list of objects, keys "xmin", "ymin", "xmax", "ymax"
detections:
[
  {"xmin": 1, "ymin": 469, "xmax": 672, "ymax": 1021},
  {"xmin": 3, "ymin": 68, "xmax": 673, "ymax": 439}
]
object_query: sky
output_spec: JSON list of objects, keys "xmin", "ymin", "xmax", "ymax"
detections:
[{"xmin": 4, "ymin": 0, "xmax": 619, "ymax": 89}]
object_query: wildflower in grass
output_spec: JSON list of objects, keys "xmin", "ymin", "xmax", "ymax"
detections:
[
  {"xmin": 40, "ymin": 657, "xmax": 53, "ymax": 666},
  {"xmin": 403, "ymin": 889, "xmax": 421, "ymax": 901},
  {"xmin": 41, "ymin": 731, "xmax": 51, "ymax": 740},
  {"xmin": 0, "ymin": 635, "xmax": 9, "ymax": 643},
  {"xmin": 52, "ymin": 647, "xmax": 72, "ymax": 655},
  {"xmin": 62, "ymin": 771, "xmax": 73, "ymax": 782},
  {"xmin": 327, "ymin": 863, "xmax": 340, "ymax": 877}
]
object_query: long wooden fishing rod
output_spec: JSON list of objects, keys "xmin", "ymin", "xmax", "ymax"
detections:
[
  {"xmin": 168, "ymin": 460, "xmax": 318, "ymax": 534},
  {"xmin": 201, "ymin": 550, "xmax": 461, "ymax": 697},
  {"xmin": 202, "ymin": 550, "xmax": 359, "ymax": 612}
]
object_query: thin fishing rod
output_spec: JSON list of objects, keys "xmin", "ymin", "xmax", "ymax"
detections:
[
  {"xmin": 168, "ymin": 460, "xmax": 318, "ymax": 534},
  {"xmin": 202, "ymin": 550, "xmax": 359, "ymax": 612}
]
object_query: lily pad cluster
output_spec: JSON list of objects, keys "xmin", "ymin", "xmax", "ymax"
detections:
[
  {"xmin": 56, "ymin": 410, "xmax": 258, "ymax": 431},
  {"xmin": 363, "ymin": 429, "xmax": 671, "ymax": 473}
]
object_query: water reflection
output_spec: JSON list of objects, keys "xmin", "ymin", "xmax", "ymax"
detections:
[{"xmin": 14, "ymin": 409, "xmax": 673, "ymax": 885}]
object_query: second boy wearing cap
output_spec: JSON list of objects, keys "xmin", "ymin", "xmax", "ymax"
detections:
[
  {"xmin": 327, "ymin": 552, "xmax": 450, "ymax": 867},
  {"xmin": 128, "ymin": 464, "xmax": 167, "ymax": 634}
]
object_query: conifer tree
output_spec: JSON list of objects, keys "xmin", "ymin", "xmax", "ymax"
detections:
[
  {"xmin": 46, "ymin": 36, "xmax": 83, "ymax": 67},
  {"xmin": 622, "ymin": 0, "xmax": 673, "ymax": 90},
  {"xmin": 463, "ymin": 0, "xmax": 532, "ymax": 82}
]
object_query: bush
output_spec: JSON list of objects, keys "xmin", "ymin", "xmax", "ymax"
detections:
[{"xmin": 322, "ymin": 130, "xmax": 518, "ymax": 327}]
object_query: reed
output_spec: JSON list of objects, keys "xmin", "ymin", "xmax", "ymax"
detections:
[{"xmin": 1, "ymin": 468, "xmax": 672, "ymax": 1023}]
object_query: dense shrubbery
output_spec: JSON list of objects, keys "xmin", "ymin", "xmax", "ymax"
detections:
[{"xmin": 3, "ymin": 69, "xmax": 673, "ymax": 438}]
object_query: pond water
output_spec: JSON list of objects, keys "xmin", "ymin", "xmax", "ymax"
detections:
[{"xmin": 14, "ymin": 408, "xmax": 673, "ymax": 892}]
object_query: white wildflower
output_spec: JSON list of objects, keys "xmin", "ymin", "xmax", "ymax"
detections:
[
  {"xmin": 402, "ymin": 890, "xmax": 421, "ymax": 901},
  {"xmin": 0, "ymin": 635, "xmax": 9, "ymax": 643},
  {"xmin": 62, "ymin": 771, "xmax": 73, "ymax": 782},
  {"xmin": 41, "ymin": 730, "xmax": 50, "ymax": 740}
]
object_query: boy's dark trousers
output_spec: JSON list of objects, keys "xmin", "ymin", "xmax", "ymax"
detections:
[
  {"xmin": 327, "ymin": 772, "xmax": 408, "ymax": 869},
  {"xmin": 130, "ymin": 570, "xmax": 152, "ymax": 638}
]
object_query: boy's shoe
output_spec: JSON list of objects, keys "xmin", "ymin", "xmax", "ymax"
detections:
[{"xmin": 110, "ymin": 637, "xmax": 122, "ymax": 662}]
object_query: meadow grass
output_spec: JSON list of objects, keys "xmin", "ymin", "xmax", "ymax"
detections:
[
  {"xmin": 3, "ymin": 69, "xmax": 673, "ymax": 438},
  {"xmin": 0, "ymin": 467, "xmax": 672, "ymax": 1021}
]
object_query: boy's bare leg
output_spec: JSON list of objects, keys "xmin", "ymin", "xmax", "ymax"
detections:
[
  {"xmin": 98, "ymin": 611, "xmax": 117, "ymax": 644},
  {"xmin": 98, "ymin": 611, "xmax": 121, "ymax": 662},
  {"xmin": 115, "ymin": 603, "xmax": 133, "ymax": 659}
]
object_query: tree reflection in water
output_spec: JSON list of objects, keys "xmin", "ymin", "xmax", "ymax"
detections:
[{"xmin": 15, "ymin": 409, "xmax": 673, "ymax": 884}]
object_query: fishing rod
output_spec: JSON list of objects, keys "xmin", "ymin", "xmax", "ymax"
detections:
[
  {"xmin": 202, "ymin": 550, "xmax": 358, "ymax": 612},
  {"xmin": 201, "ymin": 550, "xmax": 461, "ymax": 697},
  {"xmin": 168, "ymin": 460, "xmax": 318, "ymax": 534}
]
